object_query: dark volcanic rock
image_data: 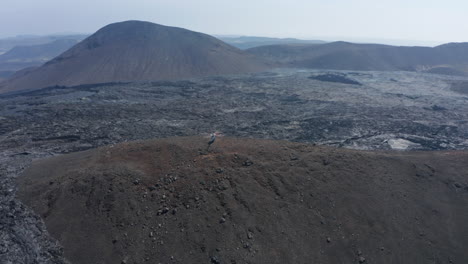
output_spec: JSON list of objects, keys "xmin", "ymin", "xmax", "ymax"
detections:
[
  {"xmin": 309, "ymin": 73, "xmax": 362, "ymax": 85},
  {"xmin": 2, "ymin": 70, "xmax": 468, "ymax": 152},
  {"xmin": 0, "ymin": 156, "xmax": 69, "ymax": 264},
  {"xmin": 451, "ymin": 81, "xmax": 468, "ymax": 95}
]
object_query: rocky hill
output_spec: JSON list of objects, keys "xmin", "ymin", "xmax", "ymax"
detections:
[
  {"xmin": 0, "ymin": 21, "xmax": 270, "ymax": 94},
  {"xmin": 17, "ymin": 137, "xmax": 468, "ymax": 264}
]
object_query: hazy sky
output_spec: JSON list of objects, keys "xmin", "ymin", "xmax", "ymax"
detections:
[{"xmin": 1, "ymin": 0, "xmax": 467, "ymax": 45}]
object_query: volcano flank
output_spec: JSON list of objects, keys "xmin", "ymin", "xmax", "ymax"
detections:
[
  {"xmin": 0, "ymin": 21, "xmax": 269, "ymax": 94},
  {"xmin": 17, "ymin": 137, "xmax": 468, "ymax": 264}
]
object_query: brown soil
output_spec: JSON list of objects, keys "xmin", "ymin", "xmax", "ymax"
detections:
[{"xmin": 17, "ymin": 137, "xmax": 468, "ymax": 264}]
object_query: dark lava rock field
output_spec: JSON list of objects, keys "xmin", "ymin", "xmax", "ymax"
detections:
[{"xmin": 2, "ymin": 69, "xmax": 468, "ymax": 154}]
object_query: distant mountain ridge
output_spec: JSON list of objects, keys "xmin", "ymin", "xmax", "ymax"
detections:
[
  {"xmin": 4, "ymin": 21, "xmax": 468, "ymax": 94},
  {"xmin": 247, "ymin": 41, "xmax": 468, "ymax": 75},
  {"xmin": 218, "ymin": 36, "xmax": 326, "ymax": 49},
  {"xmin": 0, "ymin": 39, "xmax": 80, "ymax": 75},
  {"xmin": 0, "ymin": 34, "xmax": 86, "ymax": 54},
  {"xmin": 0, "ymin": 21, "xmax": 270, "ymax": 94},
  {"xmin": 0, "ymin": 39, "xmax": 78, "ymax": 62},
  {"xmin": 0, "ymin": 36, "xmax": 85, "ymax": 79}
]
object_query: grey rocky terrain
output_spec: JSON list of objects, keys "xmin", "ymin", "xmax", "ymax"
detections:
[{"xmin": 1, "ymin": 69, "xmax": 468, "ymax": 263}]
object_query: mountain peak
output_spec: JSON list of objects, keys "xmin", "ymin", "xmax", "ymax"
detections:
[{"xmin": 0, "ymin": 20, "xmax": 270, "ymax": 94}]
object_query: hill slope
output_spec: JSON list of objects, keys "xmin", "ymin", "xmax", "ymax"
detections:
[
  {"xmin": 248, "ymin": 41, "xmax": 468, "ymax": 74},
  {"xmin": 0, "ymin": 21, "xmax": 269, "ymax": 94},
  {"xmin": 17, "ymin": 137, "xmax": 468, "ymax": 264}
]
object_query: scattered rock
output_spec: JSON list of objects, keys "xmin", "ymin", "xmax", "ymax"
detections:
[
  {"xmin": 243, "ymin": 160, "xmax": 253, "ymax": 166},
  {"xmin": 210, "ymin": 256, "xmax": 221, "ymax": 264},
  {"xmin": 431, "ymin": 105, "xmax": 447, "ymax": 111},
  {"xmin": 158, "ymin": 207, "xmax": 169, "ymax": 215},
  {"xmin": 218, "ymin": 180, "xmax": 230, "ymax": 190}
]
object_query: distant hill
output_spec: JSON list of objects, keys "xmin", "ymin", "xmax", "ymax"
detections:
[
  {"xmin": 0, "ymin": 39, "xmax": 79, "ymax": 62},
  {"xmin": 218, "ymin": 36, "xmax": 326, "ymax": 49},
  {"xmin": 0, "ymin": 39, "xmax": 80, "ymax": 73},
  {"xmin": 247, "ymin": 41, "xmax": 468, "ymax": 75},
  {"xmin": 0, "ymin": 34, "xmax": 86, "ymax": 55},
  {"xmin": 0, "ymin": 21, "xmax": 270, "ymax": 94}
]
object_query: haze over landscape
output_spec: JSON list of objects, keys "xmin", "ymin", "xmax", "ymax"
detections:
[
  {"xmin": 1, "ymin": 1, "xmax": 468, "ymax": 264},
  {"xmin": 1, "ymin": 0, "xmax": 467, "ymax": 46}
]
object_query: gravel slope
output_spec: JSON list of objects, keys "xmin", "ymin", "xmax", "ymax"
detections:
[{"xmin": 17, "ymin": 136, "xmax": 468, "ymax": 264}]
